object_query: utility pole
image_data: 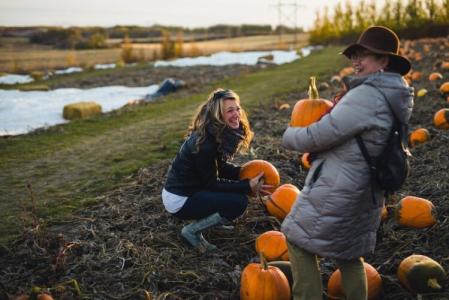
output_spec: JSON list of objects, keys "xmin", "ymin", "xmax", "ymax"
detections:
[{"xmin": 272, "ymin": 0, "xmax": 304, "ymax": 48}]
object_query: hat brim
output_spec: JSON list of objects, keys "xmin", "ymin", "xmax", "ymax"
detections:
[{"xmin": 341, "ymin": 44, "xmax": 411, "ymax": 76}]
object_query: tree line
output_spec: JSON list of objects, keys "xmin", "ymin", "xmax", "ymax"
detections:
[{"xmin": 309, "ymin": 0, "xmax": 449, "ymax": 44}]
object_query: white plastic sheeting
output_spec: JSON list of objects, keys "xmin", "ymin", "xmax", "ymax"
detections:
[
  {"xmin": 0, "ymin": 74, "xmax": 34, "ymax": 85},
  {"xmin": 153, "ymin": 48, "xmax": 316, "ymax": 67},
  {"xmin": 0, "ymin": 85, "xmax": 159, "ymax": 136}
]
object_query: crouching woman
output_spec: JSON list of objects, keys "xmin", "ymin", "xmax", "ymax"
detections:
[{"xmin": 162, "ymin": 88, "xmax": 269, "ymax": 253}]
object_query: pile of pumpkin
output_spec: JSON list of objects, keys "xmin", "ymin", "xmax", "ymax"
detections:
[{"xmin": 237, "ymin": 76, "xmax": 447, "ymax": 299}]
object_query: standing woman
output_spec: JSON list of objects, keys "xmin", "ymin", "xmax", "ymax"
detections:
[
  {"xmin": 162, "ymin": 88, "xmax": 271, "ymax": 253},
  {"xmin": 281, "ymin": 26, "xmax": 414, "ymax": 299}
]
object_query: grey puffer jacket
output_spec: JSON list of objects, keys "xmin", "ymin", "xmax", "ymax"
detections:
[{"xmin": 281, "ymin": 72, "xmax": 414, "ymax": 260}]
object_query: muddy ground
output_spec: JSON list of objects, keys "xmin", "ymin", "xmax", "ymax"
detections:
[
  {"xmin": 48, "ymin": 64, "xmax": 262, "ymax": 91},
  {"xmin": 0, "ymin": 38, "xmax": 448, "ymax": 300}
]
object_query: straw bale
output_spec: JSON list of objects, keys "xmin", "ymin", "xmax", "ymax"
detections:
[
  {"xmin": 19, "ymin": 84, "xmax": 49, "ymax": 91},
  {"xmin": 63, "ymin": 101, "xmax": 102, "ymax": 120}
]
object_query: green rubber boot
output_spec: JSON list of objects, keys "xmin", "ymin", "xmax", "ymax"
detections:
[{"xmin": 181, "ymin": 213, "xmax": 228, "ymax": 252}]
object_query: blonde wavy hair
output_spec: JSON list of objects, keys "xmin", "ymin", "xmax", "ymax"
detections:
[{"xmin": 188, "ymin": 88, "xmax": 253, "ymax": 154}]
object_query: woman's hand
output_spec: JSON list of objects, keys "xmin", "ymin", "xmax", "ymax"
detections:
[{"xmin": 249, "ymin": 172, "xmax": 274, "ymax": 196}]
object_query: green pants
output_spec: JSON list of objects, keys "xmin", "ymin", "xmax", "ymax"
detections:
[{"xmin": 287, "ymin": 240, "xmax": 367, "ymax": 300}]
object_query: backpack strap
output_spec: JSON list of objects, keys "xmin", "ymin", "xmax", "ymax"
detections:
[
  {"xmin": 355, "ymin": 135, "xmax": 378, "ymax": 204},
  {"xmin": 355, "ymin": 81, "xmax": 397, "ymax": 204}
]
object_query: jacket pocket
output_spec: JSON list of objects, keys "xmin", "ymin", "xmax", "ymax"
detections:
[{"xmin": 309, "ymin": 160, "xmax": 325, "ymax": 187}]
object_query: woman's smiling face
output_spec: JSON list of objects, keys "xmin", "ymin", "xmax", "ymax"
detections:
[
  {"xmin": 222, "ymin": 99, "xmax": 241, "ymax": 129},
  {"xmin": 350, "ymin": 49, "xmax": 389, "ymax": 77}
]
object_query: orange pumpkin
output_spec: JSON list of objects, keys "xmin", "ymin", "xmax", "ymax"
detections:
[
  {"xmin": 266, "ymin": 184, "xmax": 300, "ymax": 221},
  {"xmin": 330, "ymin": 75, "xmax": 342, "ymax": 85},
  {"xmin": 240, "ymin": 252, "xmax": 291, "ymax": 300},
  {"xmin": 37, "ymin": 294, "xmax": 54, "ymax": 300},
  {"xmin": 300, "ymin": 152, "xmax": 312, "ymax": 169},
  {"xmin": 278, "ymin": 103, "xmax": 290, "ymax": 110},
  {"xmin": 397, "ymin": 254, "xmax": 446, "ymax": 294},
  {"xmin": 439, "ymin": 82, "xmax": 449, "ymax": 93},
  {"xmin": 442, "ymin": 61, "xmax": 449, "ymax": 70},
  {"xmin": 413, "ymin": 52, "xmax": 423, "ymax": 61},
  {"xmin": 290, "ymin": 77, "xmax": 333, "ymax": 127},
  {"xmin": 433, "ymin": 108, "xmax": 449, "ymax": 129},
  {"xmin": 408, "ymin": 128, "xmax": 430, "ymax": 147},
  {"xmin": 339, "ymin": 67, "xmax": 354, "ymax": 77},
  {"xmin": 327, "ymin": 262, "xmax": 382, "ymax": 300},
  {"xmin": 411, "ymin": 71, "xmax": 423, "ymax": 81},
  {"xmin": 394, "ymin": 196, "xmax": 437, "ymax": 228},
  {"xmin": 428, "ymin": 72, "xmax": 443, "ymax": 81},
  {"xmin": 239, "ymin": 160, "xmax": 280, "ymax": 193},
  {"xmin": 255, "ymin": 231, "xmax": 289, "ymax": 261}
]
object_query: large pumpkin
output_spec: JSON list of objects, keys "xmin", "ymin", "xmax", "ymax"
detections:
[
  {"xmin": 439, "ymin": 82, "xmax": 449, "ymax": 93},
  {"xmin": 239, "ymin": 160, "xmax": 280, "ymax": 193},
  {"xmin": 433, "ymin": 108, "xmax": 449, "ymax": 129},
  {"xmin": 240, "ymin": 252, "xmax": 291, "ymax": 300},
  {"xmin": 397, "ymin": 254, "xmax": 446, "ymax": 294},
  {"xmin": 255, "ymin": 230, "xmax": 289, "ymax": 261},
  {"xmin": 266, "ymin": 184, "xmax": 300, "ymax": 221},
  {"xmin": 408, "ymin": 128, "xmax": 430, "ymax": 147},
  {"xmin": 394, "ymin": 196, "xmax": 437, "ymax": 228},
  {"xmin": 290, "ymin": 77, "xmax": 333, "ymax": 127},
  {"xmin": 327, "ymin": 262, "xmax": 382, "ymax": 300},
  {"xmin": 428, "ymin": 72, "xmax": 443, "ymax": 81}
]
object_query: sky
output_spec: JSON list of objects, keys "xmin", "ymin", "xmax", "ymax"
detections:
[{"xmin": 0, "ymin": 0, "xmax": 368, "ymax": 30}]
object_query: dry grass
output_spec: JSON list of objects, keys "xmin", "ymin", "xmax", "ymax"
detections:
[
  {"xmin": 0, "ymin": 48, "xmax": 121, "ymax": 73},
  {"xmin": 0, "ymin": 34, "xmax": 309, "ymax": 73}
]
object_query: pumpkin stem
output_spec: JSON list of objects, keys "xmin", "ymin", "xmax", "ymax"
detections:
[
  {"xmin": 308, "ymin": 76, "xmax": 319, "ymax": 100},
  {"xmin": 427, "ymin": 278, "xmax": 442, "ymax": 289},
  {"xmin": 259, "ymin": 251, "xmax": 268, "ymax": 270}
]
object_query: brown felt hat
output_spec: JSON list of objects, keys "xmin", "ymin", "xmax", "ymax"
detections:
[{"xmin": 342, "ymin": 26, "xmax": 411, "ymax": 75}]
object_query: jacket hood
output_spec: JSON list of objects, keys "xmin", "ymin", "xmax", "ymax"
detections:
[{"xmin": 343, "ymin": 72, "xmax": 414, "ymax": 124}]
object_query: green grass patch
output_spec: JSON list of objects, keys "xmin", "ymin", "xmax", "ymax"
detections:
[{"xmin": 0, "ymin": 46, "xmax": 346, "ymax": 243}]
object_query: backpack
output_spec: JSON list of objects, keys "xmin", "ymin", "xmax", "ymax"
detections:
[{"xmin": 355, "ymin": 84, "xmax": 411, "ymax": 203}]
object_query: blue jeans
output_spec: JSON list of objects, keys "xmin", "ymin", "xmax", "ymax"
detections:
[{"xmin": 174, "ymin": 191, "xmax": 248, "ymax": 221}]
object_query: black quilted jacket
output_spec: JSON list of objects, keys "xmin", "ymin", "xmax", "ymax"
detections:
[{"xmin": 164, "ymin": 131, "xmax": 251, "ymax": 197}]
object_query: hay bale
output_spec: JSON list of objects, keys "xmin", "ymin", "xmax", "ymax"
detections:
[
  {"xmin": 30, "ymin": 71, "xmax": 45, "ymax": 81},
  {"xmin": 19, "ymin": 84, "xmax": 50, "ymax": 91},
  {"xmin": 63, "ymin": 101, "xmax": 102, "ymax": 120}
]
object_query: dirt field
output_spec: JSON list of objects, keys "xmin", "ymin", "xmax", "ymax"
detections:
[{"xmin": 0, "ymin": 38, "xmax": 448, "ymax": 299}]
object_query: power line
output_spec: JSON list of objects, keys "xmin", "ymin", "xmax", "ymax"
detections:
[{"xmin": 272, "ymin": 0, "xmax": 305, "ymax": 46}]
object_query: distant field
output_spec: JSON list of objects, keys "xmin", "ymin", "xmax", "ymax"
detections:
[{"xmin": 0, "ymin": 33, "xmax": 309, "ymax": 73}]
